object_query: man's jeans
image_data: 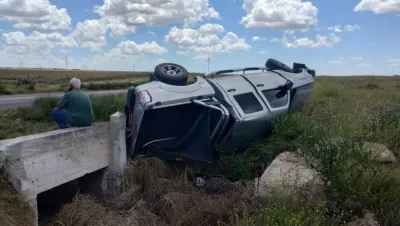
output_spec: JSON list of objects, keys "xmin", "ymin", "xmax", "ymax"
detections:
[{"xmin": 52, "ymin": 108, "xmax": 69, "ymax": 129}]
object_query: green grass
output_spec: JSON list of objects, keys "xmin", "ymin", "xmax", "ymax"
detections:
[
  {"xmin": 1, "ymin": 75, "xmax": 400, "ymax": 225},
  {"xmin": 0, "ymin": 94, "xmax": 126, "ymax": 139},
  {"xmin": 223, "ymin": 76, "xmax": 400, "ymax": 225}
]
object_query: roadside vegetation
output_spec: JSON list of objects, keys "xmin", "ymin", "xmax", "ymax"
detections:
[
  {"xmin": 0, "ymin": 94, "xmax": 126, "ymax": 139},
  {"xmin": 0, "ymin": 75, "xmax": 399, "ymax": 225},
  {"xmin": 0, "ymin": 68, "xmax": 201, "ymax": 94},
  {"xmin": 0, "ymin": 157, "xmax": 35, "ymax": 226}
]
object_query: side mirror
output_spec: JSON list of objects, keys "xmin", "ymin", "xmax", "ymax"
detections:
[
  {"xmin": 276, "ymin": 80, "xmax": 293, "ymax": 98},
  {"xmin": 278, "ymin": 80, "xmax": 293, "ymax": 91}
]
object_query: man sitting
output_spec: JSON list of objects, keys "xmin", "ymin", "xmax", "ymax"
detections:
[{"xmin": 52, "ymin": 78, "xmax": 94, "ymax": 129}]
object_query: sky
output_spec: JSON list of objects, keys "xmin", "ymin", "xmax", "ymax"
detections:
[{"xmin": 0, "ymin": 0, "xmax": 399, "ymax": 75}]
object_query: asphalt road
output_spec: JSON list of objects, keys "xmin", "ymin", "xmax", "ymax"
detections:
[{"xmin": 0, "ymin": 89, "xmax": 126, "ymax": 110}]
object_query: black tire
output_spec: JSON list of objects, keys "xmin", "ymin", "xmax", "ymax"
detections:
[
  {"xmin": 266, "ymin": 58, "xmax": 293, "ymax": 73},
  {"xmin": 153, "ymin": 63, "xmax": 188, "ymax": 86}
]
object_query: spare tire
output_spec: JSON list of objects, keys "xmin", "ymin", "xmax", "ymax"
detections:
[
  {"xmin": 153, "ymin": 63, "xmax": 189, "ymax": 86},
  {"xmin": 266, "ymin": 59, "xmax": 293, "ymax": 73}
]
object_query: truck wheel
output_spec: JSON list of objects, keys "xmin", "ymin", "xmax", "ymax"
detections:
[
  {"xmin": 266, "ymin": 58, "xmax": 293, "ymax": 73},
  {"xmin": 153, "ymin": 63, "xmax": 188, "ymax": 86}
]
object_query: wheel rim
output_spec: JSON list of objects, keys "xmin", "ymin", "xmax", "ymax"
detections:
[{"xmin": 161, "ymin": 65, "xmax": 183, "ymax": 76}]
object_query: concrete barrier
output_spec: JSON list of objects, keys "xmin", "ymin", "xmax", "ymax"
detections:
[{"xmin": 0, "ymin": 112, "xmax": 127, "ymax": 226}]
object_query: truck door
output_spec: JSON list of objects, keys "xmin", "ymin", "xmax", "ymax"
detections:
[
  {"xmin": 242, "ymin": 71, "xmax": 290, "ymax": 116},
  {"xmin": 213, "ymin": 75, "xmax": 269, "ymax": 119},
  {"xmin": 213, "ymin": 75, "xmax": 270, "ymax": 151}
]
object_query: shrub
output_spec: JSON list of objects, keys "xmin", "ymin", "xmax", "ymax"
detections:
[
  {"xmin": 17, "ymin": 97, "xmax": 59, "ymax": 122},
  {"xmin": 219, "ymin": 113, "xmax": 306, "ymax": 181},
  {"xmin": 16, "ymin": 94, "xmax": 126, "ymax": 123},
  {"xmin": 231, "ymin": 185, "xmax": 344, "ymax": 226},
  {"xmin": 0, "ymin": 84, "xmax": 11, "ymax": 95},
  {"xmin": 26, "ymin": 83, "xmax": 36, "ymax": 91},
  {"xmin": 91, "ymin": 94, "xmax": 126, "ymax": 121},
  {"xmin": 364, "ymin": 83, "xmax": 380, "ymax": 89},
  {"xmin": 301, "ymin": 124, "xmax": 400, "ymax": 225}
]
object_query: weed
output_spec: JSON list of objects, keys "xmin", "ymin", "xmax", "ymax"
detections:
[
  {"xmin": 0, "ymin": 84, "xmax": 11, "ymax": 95},
  {"xmin": 27, "ymin": 83, "xmax": 36, "ymax": 91},
  {"xmin": 15, "ymin": 73, "xmax": 35, "ymax": 87},
  {"xmin": 301, "ymin": 120, "xmax": 400, "ymax": 225},
  {"xmin": 219, "ymin": 113, "xmax": 306, "ymax": 181},
  {"xmin": 0, "ymin": 158, "xmax": 35, "ymax": 226},
  {"xmin": 0, "ymin": 94, "xmax": 126, "ymax": 139},
  {"xmin": 364, "ymin": 83, "xmax": 380, "ymax": 89}
]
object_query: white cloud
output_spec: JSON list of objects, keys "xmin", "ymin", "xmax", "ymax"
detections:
[
  {"xmin": 117, "ymin": 41, "xmax": 167, "ymax": 55},
  {"xmin": 71, "ymin": 20, "xmax": 107, "ymax": 51},
  {"xmin": 94, "ymin": 0, "xmax": 219, "ymax": 29},
  {"xmin": 345, "ymin": 24, "xmax": 361, "ymax": 32},
  {"xmin": 193, "ymin": 54, "xmax": 209, "ymax": 60},
  {"xmin": 284, "ymin": 30, "xmax": 296, "ymax": 34},
  {"xmin": 0, "ymin": 0, "xmax": 71, "ymax": 30},
  {"xmin": 252, "ymin": 36, "xmax": 261, "ymax": 42},
  {"xmin": 282, "ymin": 33, "xmax": 340, "ymax": 48},
  {"xmin": 270, "ymin": 38, "xmax": 281, "ymax": 42},
  {"xmin": 59, "ymin": 49, "xmax": 72, "ymax": 54},
  {"xmin": 328, "ymin": 60, "xmax": 345, "ymax": 65},
  {"xmin": 387, "ymin": 59, "xmax": 400, "ymax": 63},
  {"xmin": 328, "ymin": 24, "xmax": 361, "ymax": 32},
  {"xmin": 328, "ymin": 25, "xmax": 343, "ymax": 33},
  {"xmin": 0, "ymin": 52, "xmax": 77, "ymax": 69},
  {"xmin": 241, "ymin": 0, "xmax": 318, "ymax": 30},
  {"xmin": 387, "ymin": 58, "xmax": 400, "ymax": 66},
  {"xmin": 92, "ymin": 40, "xmax": 167, "ymax": 64},
  {"xmin": 357, "ymin": 62, "xmax": 372, "ymax": 67},
  {"xmin": 165, "ymin": 25, "xmax": 251, "ymax": 59},
  {"xmin": 199, "ymin": 24, "xmax": 224, "ymax": 35},
  {"xmin": 258, "ymin": 50, "xmax": 267, "ymax": 54},
  {"xmin": 177, "ymin": 50, "xmax": 189, "ymax": 56},
  {"xmin": 329, "ymin": 33, "xmax": 341, "ymax": 43},
  {"xmin": 355, "ymin": 0, "xmax": 400, "ymax": 15},
  {"xmin": 2, "ymin": 31, "xmax": 77, "ymax": 56},
  {"xmin": 352, "ymin": 57, "xmax": 363, "ymax": 60}
]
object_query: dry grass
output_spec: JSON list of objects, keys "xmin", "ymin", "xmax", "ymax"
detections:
[
  {"xmin": 53, "ymin": 193, "xmax": 137, "ymax": 226},
  {"xmin": 0, "ymin": 161, "xmax": 35, "ymax": 226},
  {"xmin": 51, "ymin": 158, "xmax": 255, "ymax": 226}
]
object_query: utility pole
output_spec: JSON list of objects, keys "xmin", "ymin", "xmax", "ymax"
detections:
[
  {"xmin": 206, "ymin": 55, "xmax": 211, "ymax": 72},
  {"xmin": 65, "ymin": 54, "xmax": 69, "ymax": 70},
  {"xmin": 132, "ymin": 64, "xmax": 135, "ymax": 72},
  {"xmin": 20, "ymin": 60, "xmax": 23, "ymax": 68}
]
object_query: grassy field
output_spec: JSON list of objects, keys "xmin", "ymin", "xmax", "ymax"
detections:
[
  {"xmin": 0, "ymin": 75, "xmax": 400, "ymax": 225},
  {"xmin": 0, "ymin": 68, "xmax": 201, "ymax": 94}
]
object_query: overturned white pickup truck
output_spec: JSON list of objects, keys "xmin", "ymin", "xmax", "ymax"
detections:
[{"xmin": 124, "ymin": 59, "xmax": 315, "ymax": 164}]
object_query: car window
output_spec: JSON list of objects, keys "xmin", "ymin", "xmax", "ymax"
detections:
[
  {"xmin": 233, "ymin": 93, "xmax": 263, "ymax": 114},
  {"xmin": 262, "ymin": 89, "xmax": 288, "ymax": 108}
]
